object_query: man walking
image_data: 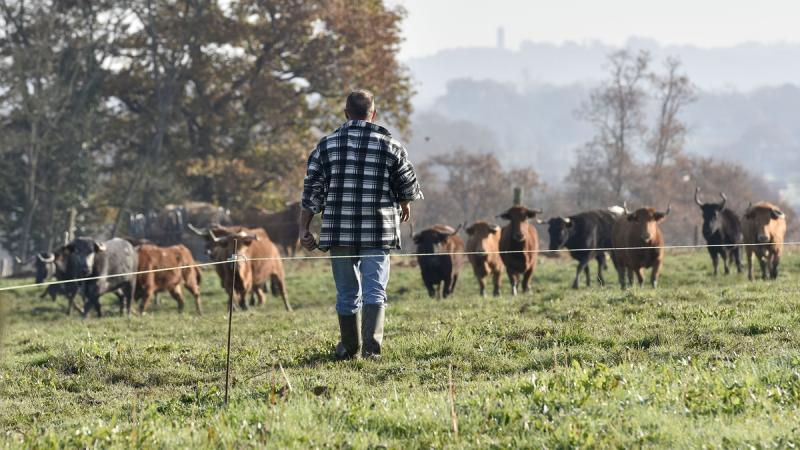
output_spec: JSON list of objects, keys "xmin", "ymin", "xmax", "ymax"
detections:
[{"xmin": 299, "ymin": 90, "xmax": 422, "ymax": 359}]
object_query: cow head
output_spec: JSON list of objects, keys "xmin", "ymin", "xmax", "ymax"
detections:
[
  {"xmin": 626, "ymin": 205, "xmax": 670, "ymax": 244},
  {"xmin": 465, "ymin": 221, "xmax": 500, "ymax": 252},
  {"xmin": 545, "ymin": 217, "xmax": 573, "ymax": 251},
  {"xmin": 744, "ymin": 203, "xmax": 784, "ymax": 243},
  {"xmin": 63, "ymin": 238, "xmax": 106, "ymax": 278},
  {"xmin": 413, "ymin": 224, "xmax": 461, "ymax": 254},
  {"xmin": 695, "ymin": 187, "xmax": 728, "ymax": 234},
  {"xmin": 498, "ymin": 206, "xmax": 542, "ymax": 243}
]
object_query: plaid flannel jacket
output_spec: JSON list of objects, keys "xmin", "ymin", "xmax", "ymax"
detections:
[{"xmin": 301, "ymin": 120, "xmax": 423, "ymax": 250}]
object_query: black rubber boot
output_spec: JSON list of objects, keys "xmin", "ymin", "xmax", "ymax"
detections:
[
  {"xmin": 335, "ymin": 312, "xmax": 361, "ymax": 360},
  {"xmin": 362, "ymin": 304, "xmax": 385, "ymax": 358}
]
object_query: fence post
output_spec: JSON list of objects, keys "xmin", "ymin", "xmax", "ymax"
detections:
[{"xmin": 513, "ymin": 187, "xmax": 522, "ymax": 206}]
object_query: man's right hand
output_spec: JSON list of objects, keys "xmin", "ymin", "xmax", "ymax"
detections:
[
  {"xmin": 399, "ymin": 201, "xmax": 411, "ymax": 223},
  {"xmin": 300, "ymin": 230, "xmax": 317, "ymax": 251}
]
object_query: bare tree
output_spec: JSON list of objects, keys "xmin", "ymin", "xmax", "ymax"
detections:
[
  {"xmin": 576, "ymin": 49, "xmax": 650, "ymax": 199},
  {"xmin": 648, "ymin": 57, "xmax": 696, "ymax": 171}
]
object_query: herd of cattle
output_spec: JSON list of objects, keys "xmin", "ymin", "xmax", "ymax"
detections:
[
  {"xmin": 25, "ymin": 189, "xmax": 788, "ymax": 317},
  {"xmin": 413, "ymin": 189, "xmax": 787, "ymax": 298}
]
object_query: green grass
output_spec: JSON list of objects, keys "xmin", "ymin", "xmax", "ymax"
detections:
[{"xmin": 2, "ymin": 251, "xmax": 800, "ymax": 448}]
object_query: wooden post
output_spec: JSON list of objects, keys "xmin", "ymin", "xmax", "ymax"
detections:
[
  {"xmin": 66, "ymin": 208, "xmax": 77, "ymax": 243},
  {"xmin": 513, "ymin": 187, "xmax": 522, "ymax": 206}
]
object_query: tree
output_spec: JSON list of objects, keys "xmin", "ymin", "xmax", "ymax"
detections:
[
  {"xmin": 0, "ymin": 0, "xmax": 121, "ymax": 257},
  {"xmin": 575, "ymin": 49, "xmax": 650, "ymax": 200},
  {"xmin": 647, "ymin": 57, "xmax": 696, "ymax": 171},
  {"xmin": 415, "ymin": 150, "xmax": 541, "ymax": 229}
]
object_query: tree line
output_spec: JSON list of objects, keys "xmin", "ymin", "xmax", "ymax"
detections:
[
  {"xmin": 0, "ymin": 0, "xmax": 411, "ymax": 260},
  {"xmin": 416, "ymin": 51, "xmax": 794, "ymax": 244}
]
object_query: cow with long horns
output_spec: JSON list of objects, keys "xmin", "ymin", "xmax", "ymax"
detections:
[
  {"xmin": 742, "ymin": 202, "xmax": 787, "ymax": 280},
  {"xmin": 610, "ymin": 205, "xmax": 670, "ymax": 289},
  {"xmin": 413, "ymin": 224, "xmax": 464, "ymax": 299},
  {"xmin": 189, "ymin": 224, "xmax": 291, "ymax": 311},
  {"xmin": 498, "ymin": 206, "xmax": 541, "ymax": 296},
  {"xmin": 694, "ymin": 187, "xmax": 743, "ymax": 276}
]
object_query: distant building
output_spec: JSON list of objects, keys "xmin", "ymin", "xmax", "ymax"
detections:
[{"xmin": 497, "ymin": 27, "xmax": 505, "ymax": 50}]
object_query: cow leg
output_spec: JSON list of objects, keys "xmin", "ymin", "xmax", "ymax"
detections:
[
  {"xmin": 746, "ymin": 248, "xmax": 754, "ymax": 281},
  {"xmin": 254, "ymin": 284, "xmax": 267, "ymax": 306},
  {"xmin": 522, "ymin": 269, "xmax": 533, "ymax": 293},
  {"xmin": 733, "ymin": 246, "xmax": 743, "ymax": 274},
  {"xmin": 477, "ymin": 275, "xmax": 486, "ymax": 297},
  {"xmin": 596, "ymin": 254, "xmax": 606, "ymax": 286},
  {"xmin": 722, "ymin": 249, "xmax": 731, "ymax": 275},
  {"xmin": 635, "ymin": 268, "xmax": 645, "ymax": 287},
  {"xmin": 616, "ymin": 265, "xmax": 626, "ymax": 289},
  {"xmin": 187, "ymin": 281, "xmax": 202, "ymax": 315},
  {"xmin": 168, "ymin": 286, "xmax": 186, "ymax": 313},
  {"xmin": 711, "ymin": 251, "xmax": 719, "ymax": 276},
  {"xmin": 572, "ymin": 261, "xmax": 585, "ymax": 289},
  {"xmin": 271, "ymin": 274, "xmax": 292, "ymax": 312},
  {"xmin": 770, "ymin": 252, "xmax": 780, "ymax": 280},
  {"xmin": 584, "ymin": 264, "xmax": 591, "ymax": 287},
  {"xmin": 450, "ymin": 274, "xmax": 459, "ymax": 295},
  {"xmin": 139, "ymin": 286, "xmax": 156, "ymax": 314},
  {"xmin": 507, "ymin": 271, "xmax": 518, "ymax": 296},
  {"xmin": 492, "ymin": 270, "xmax": 501, "ymax": 297},
  {"xmin": 651, "ymin": 261, "xmax": 662, "ymax": 289},
  {"xmin": 759, "ymin": 254, "xmax": 768, "ymax": 280},
  {"xmin": 626, "ymin": 268, "xmax": 634, "ymax": 288}
]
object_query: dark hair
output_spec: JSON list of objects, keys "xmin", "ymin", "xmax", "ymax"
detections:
[{"xmin": 345, "ymin": 90, "xmax": 375, "ymax": 118}]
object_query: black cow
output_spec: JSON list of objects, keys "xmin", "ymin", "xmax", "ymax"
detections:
[
  {"xmin": 694, "ymin": 188, "xmax": 743, "ymax": 275},
  {"xmin": 62, "ymin": 237, "xmax": 138, "ymax": 317},
  {"xmin": 544, "ymin": 208, "xmax": 621, "ymax": 289},
  {"xmin": 413, "ymin": 224, "xmax": 465, "ymax": 299},
  {"xmin": 34, "ymin": 252, "xmax": 66, "ymax": 302}
]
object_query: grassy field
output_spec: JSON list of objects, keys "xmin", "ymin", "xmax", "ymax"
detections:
[{"xmin": 1, "ymin": 250, "xmax": 800, "ymax": 448}]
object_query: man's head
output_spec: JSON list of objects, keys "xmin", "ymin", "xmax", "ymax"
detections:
[{"xmin": 345, "ymin": 89, "xmax": 376, "ymax": 121}]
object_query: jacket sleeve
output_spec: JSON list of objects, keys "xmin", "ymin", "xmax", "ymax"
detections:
[
  {"xmin": 301, "ymin": 144, "xmax": 326, "ymax": 214},
  {"xmin": 389, "ymin": 143, "xmax": 423, "ymax": 202}
]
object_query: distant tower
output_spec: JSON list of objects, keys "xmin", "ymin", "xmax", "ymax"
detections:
[{"xmin": 496, "ymin": 27, "xmax": 505, "ymax": 50}]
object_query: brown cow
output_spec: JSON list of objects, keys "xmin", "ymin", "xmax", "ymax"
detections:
[
  {"xmin": 498, "ymin": 206, "xmax": 541, "ymax": 296},
  {"xmin": 465, "ymin": 221, "xmax": 504, "ymax": 297},
  {"xmin": 237, "ymin": 202, "xmax": 301, "ymax": 256},
  {"xmin": 135, "ymin": 244, "xmax": 202, "ymax": 314},
  {"xmin": 413, "ymin": 224, "xmax": 465, "ymax": 298},
  {"xmin": 189, "ymin": 225, "xmax": 291, "ymax": 311},
  {"xmin": 610, "ymin": 205, "xmax": 670, "ymax": 289},
  {"xmin": 742, "ymin": 202, "xmax": 787, "ymax": 280}
]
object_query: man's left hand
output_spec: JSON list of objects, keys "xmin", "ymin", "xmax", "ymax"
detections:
[
  {"xmin": 300, "ymin": 230, "xmax": 317, "ymax": 251},
  {"xmin": 399, "ymin": 201, "xmax": 411, "ymax": 223}
]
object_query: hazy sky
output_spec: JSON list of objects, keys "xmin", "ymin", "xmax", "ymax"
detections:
[{"xmin": 394, "ymin": 0, "xmax": 800, "ymax": 59}]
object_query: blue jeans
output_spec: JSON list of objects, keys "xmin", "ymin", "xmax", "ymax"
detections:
[{"xmin": 330, "ymin": 247, "xmax": 390, "ymax": 315}]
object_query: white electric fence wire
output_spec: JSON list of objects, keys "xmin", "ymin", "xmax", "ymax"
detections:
[{"xmin": 1, "ymin": 240, "xmax": 798, "ymax": 294}]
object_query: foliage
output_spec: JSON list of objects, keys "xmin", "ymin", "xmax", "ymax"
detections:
[
  {"xmin": 0, "ymin": 0, "xmax": 412, "ymax": 254},
  {"xmin": 414, "ymin": 150, "xmax": 541, "ymax": 229},
  {"xmin": 2, "ymin": 251, "xmax": 800, "ymax": 447}
]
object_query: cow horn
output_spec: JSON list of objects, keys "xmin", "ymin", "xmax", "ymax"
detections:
[
  {"xmin": 694, "ymin": 187, "xmax": 703, "ymax": 207},
  {"xmin": 187, "ymin": 223, "xmax": 208, "ymax": 236},
  {"xmin": 489, "ymin": 224, "xmax": 500, "ymax": 232},
  {"xmin": 773, "ymin": 209, "xmax": 785, "ymax": 218},
  {"xmin": 623, "ymin": 201, "xmax": 629, "ymax": 214},
  {"xmin": 37, "ymin": 252, "xmax": 55, "ymax": 263},
  {"xmin": 450, "ymin": 223, "xmax": 463, "ymax": 236},
  {"xmin": 718, "ymin": 192, "xmax": 727, "ymax": 209},
  {"xmin": 208, "ymin": 229, "xmax": 221, "ymax": 243},
  {"xmin": 663, "ymin": 204, "xmax": 672, "ymax": 217},
  {"xmin": 563, "ymin": 217, "xmax": 571, "ymax": 224}
]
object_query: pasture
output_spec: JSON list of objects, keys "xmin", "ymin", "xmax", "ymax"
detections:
[{"xmin": 2, "ymin": 250, "xmax": 800, "ymax": 448}]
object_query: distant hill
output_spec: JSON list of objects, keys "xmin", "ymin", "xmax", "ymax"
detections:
[{"xmin": 407, "ymin": 37, "xmax": 800, "ymax": 106}]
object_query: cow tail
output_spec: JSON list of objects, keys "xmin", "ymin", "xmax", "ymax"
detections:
[{"xmin": 194, "ymin": 266, "xmax": 202, "ymax": 285}]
